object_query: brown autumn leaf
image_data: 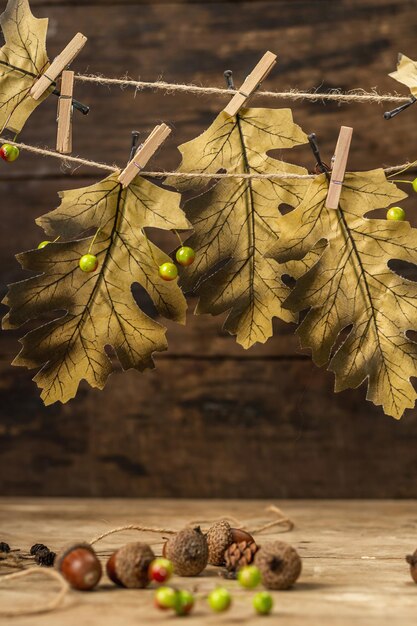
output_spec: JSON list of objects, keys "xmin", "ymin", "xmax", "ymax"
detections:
[
  {"xmin": 0, "ymin": 0, "xmax": 50, "ymax": 133},
  {"xmin": 268, "ymin": 169, "xmax": 417, "ymax": 419},
  {"xmin": 2, "ymin": 172, "xmax": 190, "ymax": 405},
  {"xmin": 167, "ymin": 107, "xmax": 313, "ymax": 349}
]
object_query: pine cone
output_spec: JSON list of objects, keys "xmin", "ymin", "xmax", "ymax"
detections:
[{"xmin": 224, "ymin": 540, "xmax": 258, "ymax": 572}]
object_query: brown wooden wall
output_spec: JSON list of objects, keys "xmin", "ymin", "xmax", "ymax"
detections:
[{"xmin": 1, "ymin": 0, "xmax": 417, "ymax": 498}]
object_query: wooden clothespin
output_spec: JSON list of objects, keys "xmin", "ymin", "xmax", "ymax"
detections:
[
  {"xmin": 30, "ymin": 33, "xmax": 87, "ymax": 100},
  {"xmin": 325, "ymin": 126, "xmax": 353, "ymax": 210},
  {"xmin": 118, "ymin": 124, "xmax": 172, "ymax": 188},
  {"xmin": 56, "ymin": 71, "xmax": 74, "ymax": 154},
  {"xmin": 223, "ymin": 51, "xmax": 277, "ymax": 117}
]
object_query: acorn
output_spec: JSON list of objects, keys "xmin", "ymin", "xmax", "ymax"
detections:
[
  {"xmin": 164, "ymin": 527, "xmax": 208, "ymax": 576},
  {"xmin": 406, "ymin": 550, "xmax": 417, "ymax": 583},
  {"xmin": 206, "ymin": 520, "xmax": 255, "ymax": 566},
  {"xmin": 254, "ymin": 541, "xmax": 302, "ymax": 590},
  {"xmin": 106, "ymin": 542, "xmax": 155, "ymax": 588},
  {"xmin": 55, "ymin": 542, "xmax": 102, "ymax": 591}
]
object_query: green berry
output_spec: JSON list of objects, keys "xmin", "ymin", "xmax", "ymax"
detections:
[
  {"xmin": 253, "ymin": 591, "xmax": 273, "ymax": 616},
  {"xmin": 154, "ymin": 586, "xmax": 177, "ymax": 610},
  {"xmin": 175, "ymin": 589, "xmax": 195, "ymax": 616},
  {"xmin": 158, "ymin": 262, "xmax": 178, "ymax": 281},
  {"xmin": 176, "ymin": 246, "xmax": 196, "ymax": 267},
  {"xmin": 238, "ymin": 565, "xmax": 262, "ymax": 589},
  {"xmin": 208, "ymin": 587, "xmax": 232, "ymax": 613},
  {"xmin": 386, "ymin": 206, "xmax": 406, "ymax": 221},
  {"xmin": 0, "ymin": 144, "xmax": 19, "ymax": 162},
  {"xmin": 79, "ymin": 253, "xmax": 98, "ymax": 273},
  {"xmin": 412, "ymin": 178, "xmax": 417, "ymax": 193},
  {"xmin": 38, "ymin": 241, "xmax": 51, "ymax": 249}
]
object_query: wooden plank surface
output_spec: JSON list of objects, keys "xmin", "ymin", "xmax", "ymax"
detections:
[
  {"xmin": 2, "ymin": 0, "xmax": 417, "ymax": 176},
  {"xmin": 0, "ymin": 499, "xmax": 416, "ymax": 626},
  {"xmin": 2, "ymin": 336, "xmax": 417, "ymax": 498},
  {"xmin": 2, "ymin": 0, "xmax": 417, "ymax": 497}
]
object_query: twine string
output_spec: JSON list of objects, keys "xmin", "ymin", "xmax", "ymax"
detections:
[
  {"xmin": 0, "ymin": 568, "xmax": 69, "ymax": 617},
  {"xmin": 250, "ymin": 505, "xmax": 294, "ymax": 534},
  {"xmin": 90, "ymin": 524, "xmax": 177, "ymax": 546},
  {"xmin": 0, "ymin": 137, "xmax": 415, "ymax": 180},
  {"xmin": 188, "ymin": 505, "xmax": 294, "ymax": 534},
  {"xmin": 75, "ymin": 75, "xmax": 411, "ymax": 105},
  {"xmin": 0, "ymin": 551, "xmax": 24, "ymax": 570},
  {"xmin": 90, "ymin": 505, "xmax": 294, "ymax": 547}
]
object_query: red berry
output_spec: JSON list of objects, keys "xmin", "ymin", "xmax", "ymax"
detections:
[
  {"xmin": 0, "ymin": 144, "xmax": 19, "ymax": 162},
  {"xmin": 149, "ymin": 558, "xmax": 173, "ymax": 584}
]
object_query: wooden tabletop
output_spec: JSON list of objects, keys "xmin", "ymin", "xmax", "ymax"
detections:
[{"xmin": 0, "ymin": 499, "xmax": 416, "ymax": 625}]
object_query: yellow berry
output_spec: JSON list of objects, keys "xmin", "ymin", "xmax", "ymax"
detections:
[
  {"xmin": 79, "ymin": 254, "xmax": 98, "ymax": 272},
  {"xmin": 159, "ymin": 262, "xmax": 178, "ymax": 281},
  {"xmin": 176, "ymin": 246, "xmax": 196, "ymax": 267},
  {"xmin": 253, "ymin": 591, "xmax": 273, "ymax": 615},
  {"xmin": 386, "ymin": 206, "xmax": 406, "ymax": 221},
  {"xmin": 208, "ymin": 588, "xmax": 232, "ymax": 612}
]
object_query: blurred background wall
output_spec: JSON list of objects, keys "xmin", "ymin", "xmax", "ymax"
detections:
[{"xmin": 1, "ymin": 0, "xmax": 417, "ymax": 498}]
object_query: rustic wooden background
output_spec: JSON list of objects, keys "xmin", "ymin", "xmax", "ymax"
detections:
[{"xmin": 1, "ymin": 0, "xmax": 417, "ymax": 498}]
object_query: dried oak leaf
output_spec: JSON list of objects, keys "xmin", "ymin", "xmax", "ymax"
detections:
[
  {"xmin": 0, "ymin": 0, "xmax": 51, "ymax": 133},
  {"xmin": 167, "ymin": 108, "xmax": 312, "ymax": 349},
  {"xmin": 268, "ymin": 169, "xmax": 417, "ymax": 419},
  {"xmin": 2, "ymin": 172, "xmax": 189, "ymax": 405},
  {"xmin": 388, "ymin": 53, "xmax": 417, "ymax": 97}
]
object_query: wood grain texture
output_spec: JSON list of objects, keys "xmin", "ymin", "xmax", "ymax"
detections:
[
  {"xmin": 1, "ymin": 336, "xmax": 417, "ymax": 498},
  {"xmin": 0, "ymin": 499, "xmax": 417, "ymax": 626},
  {"xmin": 2, "ymin": 0, "xmax": 417, "ymax": 176},
  {"xmin": 1, "ymin": 0, "xmax": 417, "ymax": 496}
]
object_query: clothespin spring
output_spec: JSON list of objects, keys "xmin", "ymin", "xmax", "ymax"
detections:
[
  {"xmin": 384, "ymin": 96, "xmax": 417, "ymax": 120},
  {"xmin": 308, "ymin": 133, "xmax": 330, "ymax": 177},
  {"xmin": 52, "ymin": 89, "xmax": 89, "ymax": 116}
]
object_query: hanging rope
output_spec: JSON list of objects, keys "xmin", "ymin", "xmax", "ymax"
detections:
[
  {"xmin": 1, "ymin": 137, "xmax": 415, "ymax": 180},
  {"xmin": 75, "ymin": 75, "xmax": 410, "ymax": 105}
]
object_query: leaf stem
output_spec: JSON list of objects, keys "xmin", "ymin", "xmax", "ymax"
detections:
[
  {"xmin": 173, "ymin": 229, "xmax": 183, "ymax": 247},
  {"xmin": 388, "ymin": 160, "xmax": 417, "ymax": 178},
  {"xmin": 88, "ymin": 228, "xmax": 101, "ymax": 254}
]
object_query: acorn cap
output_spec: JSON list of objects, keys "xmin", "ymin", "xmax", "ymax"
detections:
[
  {"xmin": 206, "ymin": 520, "xmax": 233, "ymax": 566},
  {"xmin": 108, "ymin": 542, "xmax": 155, "ymax": 588},
  {"xmin": 254, "ymin": 540, "xmax": 302, "ymax": 590},
  {"xmin": 165, "ymin": 527, "xmax": 208, "ymax": 576}
]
